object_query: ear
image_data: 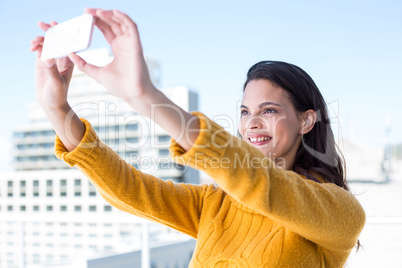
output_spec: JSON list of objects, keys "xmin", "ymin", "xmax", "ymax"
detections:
[{"xmin": 299, "ymin": 109, "xmax": 317, "ymax": 135}]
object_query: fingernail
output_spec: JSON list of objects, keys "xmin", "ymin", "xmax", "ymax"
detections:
[{"xmin": 45, "ymin": 59, "xmax": 54, "ymax": 68}]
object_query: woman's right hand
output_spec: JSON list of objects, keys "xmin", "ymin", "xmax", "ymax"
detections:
[
  {"xmin": 30, "ymin": 21, "xmax": 85, "ymax": 152},
  {"xmin": 30, "ymin": 21, "xmax": 74, "ymax": 110}
]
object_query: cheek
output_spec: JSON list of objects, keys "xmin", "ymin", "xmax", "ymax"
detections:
[{"xmin": 272, "ymin": 118, "xmax": 300, "ymax": 141}]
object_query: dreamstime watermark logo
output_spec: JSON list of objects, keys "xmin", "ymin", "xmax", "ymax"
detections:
[{"xmin": 62, "ymin": 99, "xmax": 341, "ymax": 169}]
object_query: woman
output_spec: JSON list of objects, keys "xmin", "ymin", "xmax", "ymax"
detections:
[{"xmin": 30, "ymin": 8, "xmax": 365, "ymax": 267}]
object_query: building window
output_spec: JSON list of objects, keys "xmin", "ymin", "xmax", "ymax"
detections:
[
  {"xmin": 60, "ymin": 179, "xmax": 67, "ymax": 197},
  {"xmin": 33, "ymin": 254, "xmax": 40, "ymax": 264},
  {"xmin": 89, "ymin": 205, "xmax": 96, "ymax": 212},
  {"xmin": 158, "ymin": 135, "xmax": 171, "ymax": 143},
  {"xmin": 20, "ymin": 205, "xmax": 26, "ymax": 212},
  {"xmin": 43, "ymin": 130, "xmax": 55, "ymax": 136},
  {"xmin": 46, "ymin": 205, "xmax": 53, "ymax": 212},
  {"xmin": 33, "ymin": 180, "xmax": 39, "ymax": 197},
  {"xmin": 126, "ymin": 123, "xmax": 138, "ymax": 131},
  {"xmin": 60, "ymin": 205, "xmax": 67, "ymax": 212},
  {"xmin": 7, "ymin": 181, "xmax": 13, "ymax": 197},
  {"xmin": 33, "ymin": 205, "xmax": 39, "ymax": 211},
  {"xmin": 14, "ymin": 132, "xmax": 26, "ymax": 138},
  {"xmin": 20, "ymin": 181, "xmax": 26, "ymax": 197},
  {"xmin": 159, "ymin": 149, "xmax": 170, "ymax": 156},
  {"xmin": 46, "ymin": 180, "xmax": 53, "ymax": 197},
  {"xmin": 88, "ymin": 182, "xmax": 96, "ymax": 196},
  {"xmin": 7, "ymin": 205, "xmax": 13, "ymax": 211},
  {"xmin": 74, "ymin": 205, "xmax": 81, "ymax": 212},
  {"xmin": 104, "ymin": 205, "xmax": 112, "ymax": 212},
  {"xmin": 74, "ymin": 179, "xmax": 81, "ymax": 197}
]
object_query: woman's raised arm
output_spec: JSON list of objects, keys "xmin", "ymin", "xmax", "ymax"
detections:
[
  {"xmin": 31, "ymin": 8, "xmax": 199, "ymax": 152},
  {"xmin": 67, "ymin": 8, "xmax": 200, "ymax": 151}
]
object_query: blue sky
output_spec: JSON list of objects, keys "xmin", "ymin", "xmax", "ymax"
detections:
[{"xmin": 0, "ymin": 0, "xmax": 401, "ymax": 170}]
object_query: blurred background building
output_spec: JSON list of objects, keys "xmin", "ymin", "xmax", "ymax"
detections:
[
  {"xmin": 342, "ymin": 118, "xmax": 402, "ymax": 267},
  {"xmin": 0, "ymin": 49, "xmax": 199, "ymax": 268}
]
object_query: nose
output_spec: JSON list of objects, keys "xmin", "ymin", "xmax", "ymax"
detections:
[{"xmin": 247, "ymin": 115, "xmax": 264, "ymax": 129}]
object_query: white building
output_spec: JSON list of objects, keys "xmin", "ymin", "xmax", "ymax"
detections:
[{"xmin": 0, "ymin": 49, "xmax": 198, "ymax": 267}]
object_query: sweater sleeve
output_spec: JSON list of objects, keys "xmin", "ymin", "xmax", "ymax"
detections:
[
  {"xmin": 170, "ymin": 112, "xmax": 366, "ymax": 251},
  {"xmin": 55, "ymin": 118, "xmax": 210, "ymax": 239}
]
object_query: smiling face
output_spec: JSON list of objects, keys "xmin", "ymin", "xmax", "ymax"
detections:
[{"xmin": 239, "ymin": 79, "xmax": 305, "ymax": 170}]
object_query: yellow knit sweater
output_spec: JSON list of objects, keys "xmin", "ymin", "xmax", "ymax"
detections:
[{"xmin": 55, "ymin": 112, "xmax": 365, "ymax": 267}]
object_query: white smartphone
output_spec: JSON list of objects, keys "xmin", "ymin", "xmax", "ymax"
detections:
[{"xmin": 41, "ymin": 14, "xmax": 95, "ymax": 61}]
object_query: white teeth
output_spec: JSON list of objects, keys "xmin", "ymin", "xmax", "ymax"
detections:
[{"xmin": 249, "ymin": 136, "xmax": 270, "ymax": 143}]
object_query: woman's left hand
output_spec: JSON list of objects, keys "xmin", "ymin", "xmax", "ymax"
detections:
[{"xmin": 68, "ymin": 8, "xmax": 156, "ymax": 104}]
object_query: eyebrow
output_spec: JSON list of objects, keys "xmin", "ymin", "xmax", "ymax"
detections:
[{"xmin": 240, "ymin": 102, "xmax": 282, "ymax": 110}]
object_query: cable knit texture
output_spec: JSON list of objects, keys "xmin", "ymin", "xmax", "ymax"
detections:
[{"xmin": 55, "ymin": 112, "xmax": 365, "ymax": 267}]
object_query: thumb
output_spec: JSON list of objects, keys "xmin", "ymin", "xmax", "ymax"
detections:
[
  {"xmin": 68, "ymin": 52, "xmax": 99, "ymax": 79},
  {"xmin": 44, "ymin": 59, "xmax": 62, "ymax": 78}
]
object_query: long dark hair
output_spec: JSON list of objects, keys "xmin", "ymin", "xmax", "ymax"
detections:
[{"xmin": 243, "ymin": 61, "xmax": 349, "ymax": 191}]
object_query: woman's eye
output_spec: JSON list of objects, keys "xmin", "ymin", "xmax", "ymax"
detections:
[
  {"xmin": 240, "ymin": 110, "xmax": 249, "ymax": 116},
  {"xmin": 263, "ymin": 108, "xmax": 277, "ymax": 114}
]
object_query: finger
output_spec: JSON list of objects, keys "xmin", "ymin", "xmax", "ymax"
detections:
[
  {"xmin": 95, "ymin": 9, "xmax": 114, "ymax": 24},
  {"xmin": 44, "ymin": 59, "xmax": 66, "ymax": 83},
  {"xmin": 37, "ymin": 21, "xmax": 51, "ymax": 32},
  {"xmin": 84, "ymin": 7, "xmax": 99, "ymax": 16},
  {"xmin": 30, "ymin": 36, "xmax": 44, "ymax": 54},
  {"xmin": 30, "ymin": 43, "xmax": 41, "ymax": 52},
  {"xmin": 96, "ymin": 9, "xmax": 123, "ymax": 36},
  {"xmin": 68, "ymin": 53, "xmax": 100, "ymax": 79},
  {"xmin": 50, "ymin": 21, "xmax": 58, "ymax": 27},
  {"xmin": 56, "ymin": 57, "xmax": 74, "ymax": 75},
  {"xmin": 113, "ymin": 9, "xmax": 138, "ymax": 36},
  {"xmin": 35, "ymin": 43, "xmax": 43, "ymax": 59},
  {"xmin": 44, "ymin": 59, "xmax": 55, "ymax": 69},
  {"xmin": 94, "ymin": 17, "xmax": 116, "ymax": 43},
  {"xmin": 85, "ymin": 8, "xmax": 120, "ymax": 41},
  {"xmin": 30, "ymin": 36, "xmax": 44, "ymax": 46}
]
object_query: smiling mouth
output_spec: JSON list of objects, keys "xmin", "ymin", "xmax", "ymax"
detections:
[{"xmin": 248, "ymin": 136, "xmax": 272, "ymax": 145}]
